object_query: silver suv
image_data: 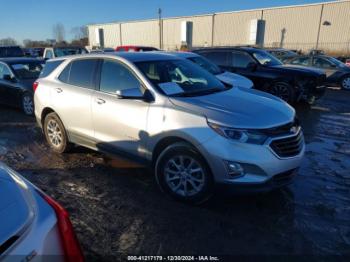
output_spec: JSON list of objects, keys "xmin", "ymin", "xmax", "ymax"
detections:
[{"xmin": 34, "ymin": 53, "xmax": 304, "ymax": 203}]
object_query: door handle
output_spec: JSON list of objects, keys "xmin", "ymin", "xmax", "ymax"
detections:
[
  {"xmin": 55, "ymin": 88, "xmax": 63, "ymax": 93},
  {"xmin": 96, "ymin": 98, "xmax": 106, "ymax": 105}
]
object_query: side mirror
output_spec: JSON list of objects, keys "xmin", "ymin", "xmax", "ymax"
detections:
[
  {"xmin": 247, "ymin": 62, "xmax": 257, "ymax": 71},
  {"xmin": 116, "ymin": 88, "xmax": 154, "ymax": 102},
  {"xmin": 3, "ymin": 74, "xmax": 16, "ymax": 82}
]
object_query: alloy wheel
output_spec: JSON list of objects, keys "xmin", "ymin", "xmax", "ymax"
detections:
[
  {"xmin": 22, "ymin": 95, "xmax": 34, "ymax": 115},
  {"xmin": 164, "ymin": 155, "xmax": 205, "ymax": 197},
  {"xmin": 342, "ymin": 77, "xmax": 350, "ymax": 90},
  {"xmin": 47, "ymin": 119, "xmax": 63, "ymax": 148},
  {"xmin": 271, "ymin": 83, "xmax": 291, "ymax": 102}
]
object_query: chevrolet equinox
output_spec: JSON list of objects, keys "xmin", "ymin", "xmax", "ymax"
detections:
[{"xmin": 34, "ymin": 53, "xmax": 305, "ymax": 203}]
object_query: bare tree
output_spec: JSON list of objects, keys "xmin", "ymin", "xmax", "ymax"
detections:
[
  {"xmin": 71, "ymin": 26, "xmax": 88, "ymax": 40},
  {"xmin": 52, "ymin": 23, "xmax": 65, "ymax": 43},
  {"xmin": 0, "ymin": 37, "xmax": 17, "ymax": 46}
]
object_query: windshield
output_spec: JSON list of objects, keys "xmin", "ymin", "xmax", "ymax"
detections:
[
  {"xmin": 327, "ymin": 57, "xmax": 347, "ymax": 68},
  {"xmin": 54, "ymin": 48, "xmax": 88, "ymax": 57},
  {"xmin": 188, "ymin": 56, "xmax": 223, "ymax": 75},
  {"xmin": 10, "ymin": 61, "xmax": 44, "ymax": 79},
  {"xmin": 135, "ymin": 59, "xmax": 226, "ymax": 97},
  {"xmin": 253, "ymin": 51, "xmax": 283, "ymax": 66}
]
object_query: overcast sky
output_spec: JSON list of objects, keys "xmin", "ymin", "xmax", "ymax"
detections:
[{"xmin": 0, "ymin": 0, "xmax": 335, "ymax": 44}]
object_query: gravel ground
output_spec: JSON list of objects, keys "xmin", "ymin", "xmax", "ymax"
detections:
[{"xmin": 0, "ymin": 89, "xmax": 349, "ymax": 261}]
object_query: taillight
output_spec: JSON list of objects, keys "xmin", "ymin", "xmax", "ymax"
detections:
[
  {"xmin": 33, "ymin": 81, "xmax": 39, "ymax": 92},
  {"xmin": 37, "ymin": 190, "xmax": 84, "ymax": 262}
]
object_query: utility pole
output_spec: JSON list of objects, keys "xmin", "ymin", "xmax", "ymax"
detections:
[
  {"xmin": 315, "ymin": 4, "xmax": 324, "ymax": 50},
  {"xmin": 158, "ymin": 8, "xmax": 162, "ymax": 50}
]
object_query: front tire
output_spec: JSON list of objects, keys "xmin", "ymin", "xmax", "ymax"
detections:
[
  {"xmin": 270, "ymin": 82, "xmax": 296, "ymax": 103},
  {"xmin": 22, "ymin": 93, "xmax": 34, "ymax": 115},
  {"xmin": 341, "ymin": 75, "xmax": 350, "ymax": 90},
  {"xmin": 43, "ymin": 112, "xmax": 72, "ymax": 153},
  {"xmin": 155, "ymin": 142, "xmax": 213, "ymax": 204}
]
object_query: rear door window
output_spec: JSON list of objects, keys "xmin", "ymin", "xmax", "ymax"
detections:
[
  {"xmin": 202, "ymin": 51, "xmax": 231, "ymax": 67},
  {"xmin": 68, "ymin": 59, "xmax": 98, "ymax": 89},
  {"xmin": 59, "ymin": 59, "xmax": 98, "ymax": 89}
]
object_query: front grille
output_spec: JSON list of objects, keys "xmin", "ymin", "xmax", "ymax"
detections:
[{"xmin": 270, "ymin": 129, "xmax": 304, "ymax": 158}]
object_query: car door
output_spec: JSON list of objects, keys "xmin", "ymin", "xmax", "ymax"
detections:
[
  {"xmin": 0, "ymin": 63, "xmax": 17, "ymax": 106},
  {"xmin": 312, "ymin": 57, "xmax": 338, "ymax": 78},
  {"xmin": 92, "ymin": 59, "xmax": 150, "ymax": 157},
  {"xmin": 53, "ymin": 58, "xmax": 99, "ymax": 140}
]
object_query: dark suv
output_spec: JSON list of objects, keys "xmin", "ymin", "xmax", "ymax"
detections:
[
  {"xmin": 193, "ymin": 47, "xmax": 326, "ymax": 104},
  {"xmin": 0, "ymin": 46, "xmax": 25, "ymax": 58}
]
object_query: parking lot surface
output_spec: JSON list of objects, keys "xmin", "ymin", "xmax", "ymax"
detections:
[{"xmin": 0, "ymin": 89, "xmax": 349, "ymax": 260}]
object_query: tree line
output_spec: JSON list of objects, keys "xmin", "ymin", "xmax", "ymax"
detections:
[{"xmin": 0, "ymin": 23, "xmax": 88, "ymax": 48}]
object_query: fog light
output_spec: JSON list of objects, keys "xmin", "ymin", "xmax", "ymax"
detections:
[{"xmin": 226, "ymin": 162, "xmax": 244, "ymax": 177}]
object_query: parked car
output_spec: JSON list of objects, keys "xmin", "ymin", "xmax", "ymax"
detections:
[
  {"xmin": 0, "ymin": 46, "xmax": 25, "ymax": 58},
  {"xmin": 287, "ymin": 55, "xmax": 350, "ymax": 90},
  {"xmin": 0, "ymin": 57, "xmax": 44, "ymax": 115},
  {"xmin": 116, "ymin": 45, "xmax": 159, "ymax": 52},
  {"xmin": 43, "ymin": 47, "xmax": 88, "ymax": 60},
  {"xmin": 34, "ymin": 53, "xmax": 304, "ymax": 203},
  {"xmin": 163, "ymin": 51, "xmax": 253, "ymax": 89},
  {"xmin": 265, "ymin": 48, "xmax": 299, "ymax": 63},
  {"xmin": 0, "ymin": 162, "xmax": 83, "ymax": 261},
  {"xmin": 193, "ymin": 47, "xmax": 326, "ymax": 104}
]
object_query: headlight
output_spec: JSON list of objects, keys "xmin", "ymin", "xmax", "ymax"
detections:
[{"xmin": 208, "ymin": 122, "xmax": 267, "ymax": 144}]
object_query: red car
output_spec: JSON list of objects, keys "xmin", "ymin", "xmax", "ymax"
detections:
[
  {"xmin": 346, "ymin": 59, "xmax": 350, "ymax": 67},
  {"xmin": 115, "ymin": 45, "xmax": 159, "ymax": 52}
]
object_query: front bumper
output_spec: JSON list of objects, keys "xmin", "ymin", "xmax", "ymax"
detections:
[
  {"xmin": 216, "ymin": 168, "xmax": 298, "ymax": 194},
  {"xmin": 197, "ymin": 131, "xmax": 304, "ymax": 192}
]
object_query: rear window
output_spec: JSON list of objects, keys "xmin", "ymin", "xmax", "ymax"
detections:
[
  {"xmin": 40, "ymin": 60, "xmax": 64, "ymax": 78},
  {"xmin": 59, "ymin": 59, "xmax": 98, "ymax": 89}
]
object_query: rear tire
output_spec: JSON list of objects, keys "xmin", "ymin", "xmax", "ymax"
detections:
[
  {"xmin": 270, "ymin": 82, "xmax": 296, "ymax": 104},
  {"xmin": 43, "ymin": 112, "xmax": 72, "ymax": 153},
  {"xmin": 155, "ymin": 142, "xmax": 213, "ymax": 204}
]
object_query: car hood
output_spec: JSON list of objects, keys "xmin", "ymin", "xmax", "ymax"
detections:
[
  {"xmin": 216, "ymin": 71, "xmax": 253, "ymax": 89},
  {"xmin": 270, "ymin": 64, "xmax": 325, "ymax": 76},
  {"xmin": 169, "ymin": 87, "xmax": 295, "ymax": 129},
  {"xmin": 0, "ymin": 164, "xmax": 35, "ymax": 247}
]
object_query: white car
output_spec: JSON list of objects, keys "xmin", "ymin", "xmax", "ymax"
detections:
[
  {"xmin": 163, "ymin": 51, "xmax": 254, "ymax": 89},
  {"xmin": 34, "ymin": 52, "xmax": 304, "ymax": 203},
  {"xmin": 0, "ymin": 162, "xmax": 83, "ymax": 261}
]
